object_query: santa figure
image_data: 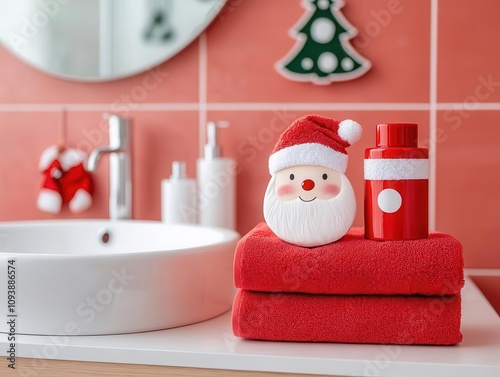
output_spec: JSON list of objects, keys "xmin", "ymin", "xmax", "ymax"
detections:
[{"xmin": 263, "ymin": 115, "xmax": 362, "ymax": 247}]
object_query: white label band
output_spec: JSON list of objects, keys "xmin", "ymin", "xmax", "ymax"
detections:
[{"xmin": 364, "ymin": 158, "xmax": 429, "ymax": 180}]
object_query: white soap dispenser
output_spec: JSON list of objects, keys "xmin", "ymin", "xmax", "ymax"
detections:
[
  {"xmin": 161, "ymin": 161, "xmax": 197, "ymax": 224},
  {"xmin": 197, "ymin": 121, "xmax": 236, "ymax": 229}
]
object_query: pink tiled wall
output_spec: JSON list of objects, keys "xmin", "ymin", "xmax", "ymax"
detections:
[{"xmin": 1, "ymin": 0, "xmax": 499, "ymax": 307}]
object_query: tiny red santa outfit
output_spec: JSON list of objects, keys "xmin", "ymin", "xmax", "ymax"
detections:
[{"xmin": 37, "ymin": 146, "xmax": 93, "ymax": 214}]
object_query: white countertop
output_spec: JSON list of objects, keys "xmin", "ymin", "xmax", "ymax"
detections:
[{"xmin": 2, "ymin": 277, "xmax": 500, "ymax": 377}]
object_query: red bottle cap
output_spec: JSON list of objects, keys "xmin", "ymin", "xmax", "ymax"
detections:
[{"xmin": 376, "ymin": 123, "xmax": 418, "ymax": 148}]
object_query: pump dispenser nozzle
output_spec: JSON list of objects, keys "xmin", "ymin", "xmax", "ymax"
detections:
[
  {"xmin": 170, "ymin": 161, "xmax": 187, "ymax": 180},
  {"xmin": 204, "ymin": 121, "xmax": 229, "ymax": 160},
  {"xmin": 198, "ymin": 120, "xmax": 236, "ymax": 229}
]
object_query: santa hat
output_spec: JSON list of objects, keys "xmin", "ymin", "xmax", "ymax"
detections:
[{"xmin": 268, "ymin": 115, "xmax": 362, "ymax": 175}]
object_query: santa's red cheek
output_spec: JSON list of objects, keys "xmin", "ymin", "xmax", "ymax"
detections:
[
  {"xmin": 323, "ymin": 184, "xmax": 340, "ymax": 196},
  {"xmin": 276, "ymin": 184, "xmax": 295, "ymax": 197}
]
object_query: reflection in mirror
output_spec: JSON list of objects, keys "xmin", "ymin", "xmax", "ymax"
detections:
[{"xmin": 0, "ymin": 0, "xmax": 226, "ymax": 81}]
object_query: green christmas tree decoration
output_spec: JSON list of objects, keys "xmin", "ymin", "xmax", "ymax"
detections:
[{"xmin": 277, "ymin": 0, "xmax": 371, "ymax": 84}]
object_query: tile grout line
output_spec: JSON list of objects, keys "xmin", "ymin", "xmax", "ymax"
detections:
[
  {"xmin": 3, "ymin": 103, "xmax": 500, "ymax": 112},
  {"xmin": 429, "ymin": 0, "xmax": 439, "ymax": 231},
  {"xmin": 198, "ymin": 33, "xmax": 208, "ymax": 159},
  {"xmin": 465, "ymin": 268, "xmax": 500, "ymax": 277},
  {"xmin": 0, "ymin": 104, "xmax": 200, "ymax": 111},
  {"xmin": 206, "ymin": 103, "xmax": 431, "ymax": 111},
  {"xmin": 436, "ymin": 102, "xmax": 500, "ymax": 110}
]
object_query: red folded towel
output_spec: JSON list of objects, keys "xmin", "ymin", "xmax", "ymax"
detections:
[
  {"xmin": 234, "ymin": 223, "xmax": 463, "ymax": 296},
  {"xmin": 232, "ymin": 289, "xmax": 462, "ymax": 345}
]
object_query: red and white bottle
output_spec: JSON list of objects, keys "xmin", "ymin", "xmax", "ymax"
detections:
[{"xmin": 364, "ymin": 123, "xmax": 429, "ymax": 240}]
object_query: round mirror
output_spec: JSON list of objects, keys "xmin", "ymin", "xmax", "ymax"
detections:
[{"xmin": 0, "ymin": 0, "xmax": 226, "ymax": 82}]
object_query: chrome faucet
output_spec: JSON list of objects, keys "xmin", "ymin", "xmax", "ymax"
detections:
[{"xmin": 87, "ymin": 114, "xmax": 132, "ymax": 220}]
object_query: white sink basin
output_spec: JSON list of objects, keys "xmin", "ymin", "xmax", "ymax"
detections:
[{"xmin": 0, "ymin": 220, "xmax": 239, "ymax": 336}]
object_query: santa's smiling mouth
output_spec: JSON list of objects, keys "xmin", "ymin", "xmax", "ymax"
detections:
[{"xmin": 299, "ymin": 197, "xmax": 316, "ymax": 202}]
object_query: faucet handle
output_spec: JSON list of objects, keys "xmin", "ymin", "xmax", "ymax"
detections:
[{"xmin": 104, "ymin": 114, "xmax": 130, "ymax": 150}]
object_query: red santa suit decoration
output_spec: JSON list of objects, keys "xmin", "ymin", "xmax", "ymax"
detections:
[{"xmin": 37, "ymin": 146, "xmax": 94, "ymax": 214}]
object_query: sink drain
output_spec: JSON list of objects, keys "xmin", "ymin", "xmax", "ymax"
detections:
[{"xmin": 99, "ymin": 229, "xmax": 111, "ymax": 244}]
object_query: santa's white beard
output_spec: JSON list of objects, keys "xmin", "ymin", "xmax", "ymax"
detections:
[{"xmin": 263, "ymin": 174, "xmax": 356, "ymax": 247}]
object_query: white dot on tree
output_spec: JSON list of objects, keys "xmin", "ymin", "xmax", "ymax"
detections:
[
  {"xmin": 311, "ymin": 18, "xmax": 336, "ymax": 44},
  {"xmin": 341, "ymin": 57, "xmax": 354, "ymax": 71},
  {"xmin": 301, "ymin": 58, "xmax": 314, "ymax": 70},
  {"xmin": 317, "ymin": 0, "xmax": 331, "ymax": 10},
  {"xmin": 317, "ymin": 52, "xmax": 338, "ymax": 73}
]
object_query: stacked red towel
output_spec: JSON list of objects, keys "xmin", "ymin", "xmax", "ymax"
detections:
[{"xmin": 232, "ymin": 223, "xmax": 464, "ymax": 345}]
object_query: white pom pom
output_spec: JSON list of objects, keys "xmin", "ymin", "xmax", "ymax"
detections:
[
  {"xmin": 60, "ymin": 148, "xmax": 86, "ymax": 171},
  {"xmin": 338, "ymin": 119, "xmax": 362, "ymax": 146},
  {"xmin": 39, "ymin": 145, "xmax": 60, "ymax": 171}
]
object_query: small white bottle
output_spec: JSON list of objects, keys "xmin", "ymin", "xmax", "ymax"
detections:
[
  {"xmin": 161, "ymin": 161, "xmax": 197, "ymax": 224},
  {"xmin": 197, "ymin": 121, "xmax": 236, "ymax": 229}
]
